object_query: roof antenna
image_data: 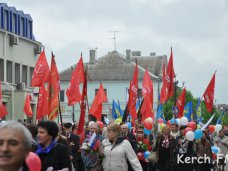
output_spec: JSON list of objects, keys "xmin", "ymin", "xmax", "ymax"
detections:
[{"xmin": 110, "ymin": 31, "xmax": 119, "ymax": 51}]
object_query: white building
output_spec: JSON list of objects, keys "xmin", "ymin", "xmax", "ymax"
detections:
[
  {"xmin": 59, "ymin": 50, "xmax": 167, "ymax": 122},
  {"xmin": 0, "ymin": 3, "xmax": 43, "ymax": 122}
]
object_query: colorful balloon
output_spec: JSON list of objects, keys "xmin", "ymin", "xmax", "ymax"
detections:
[
  {"xmin": 187, "ymin": 122, "xmax": 196, "ymax": 130},
  {"xmin": 208, "ymin": 125, "xmax": 215, "ymax": 133},
  {"xmin": 144, "ymin": 151, "xmax": 151, "ymax": 159},
  {"xmin": 115, "ymin": 118, "xmax": 122, "ymax": 124},
  {"xmin": 167, "ymin": 120, "xmax": 171, "ymax": 127},
  {"xmin": 143, "ymin": 117, "xmax": 153, "ymax": 130},
  {"xmin": 184, "ymin": 127, "xmax": 193, "ymax": 136},
  {"xmin": 137, "ymin": 152, "xmax": 144, "ymax": 160},
  {"xmin": 160, "ymin": 123, "xmax": 165, "ymax": 131},
  {"xmin": 144, "ymin": 128, "xmax": 151, "ymax": 135},
  {"xmin": 180, "ymin": 117, "xmax": 188, "ymax": 126},
  {"xmin": 215, "ymin": 124, "xmax": 222, "ymax": 133},
  {"xmin": 186, "ymin": 131, "xmax": 195, "ymax": 141},
  {"xmin": 194, "ymin": 129, "xmax": 203, "ymax": 140},
  {"xmin": 157, "ymin": 118, "xmax": 164, "ymax": 124},
  {"xmin": 25, "ymin": 152, "xmax": 41, "ymax": 171}
]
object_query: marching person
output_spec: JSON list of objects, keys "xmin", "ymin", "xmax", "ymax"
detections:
[
  {"xmin": 0, "ymin": 120, "xmax": 33, "ymax": 171},
  {"xmin": 63, "ymin": 122, "xmax": 81, "ymax": 171},
  {"xmin": 214, "ymin": 129, "xmax": 228, "ymax": 171},
  {"xmin": 81, "ymin": 122, "xmax": 103, "ymax": 171},
  {"xmin": 101, "ymin": 123, "xmax": 142, "ymax": 171},
  {"xmin": 35, "ymin": 120, "xmax": 72, "ymax": 171},
  {"xmin": 156, "ymin": 125, "xmax": 175, "ymax": 171},
  {"xmin": 176, "ymin": 126, "xmax": 194, "ymax": 171}
]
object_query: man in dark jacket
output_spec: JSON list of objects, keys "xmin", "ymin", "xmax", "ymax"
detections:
[{"xmin": 63, "ymin": 122, "xmax": 81, "ymax": 171}]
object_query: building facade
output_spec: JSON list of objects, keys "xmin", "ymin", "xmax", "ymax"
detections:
[
  {"xmin": 0, "ymin": 3, "xmax": 42, "ymax": 122},
  {"xmin": 60, "ymin": 50, "xmax": 167, "ymax": 122}
]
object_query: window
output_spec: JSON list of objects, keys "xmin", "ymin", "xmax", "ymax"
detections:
[
  {"xmin": 12, "ymin": 13, "xmax": 17, "ymax": 33},
  {"xmin": 4, "ymin": 10, "xmax": 9, "ymax": 30},
  {"xmin": 15, "ymin": 63, "xmax": 20, "ymax": 84},
  {"xmin": 0, "ymin": 59, "xmax": 4, "ymax": 81},
  {"xmin": 29, "ymin": 67, "xmax": 34, "ymax": 86},
  {"xmin": 60, "ymin": 90, "xmax": 65, "ymax": 102},
  {"xmin": 22, "ymin": 65, "xmax": 27, "ymax": 85},
  {"xmin": 127, "ymin": 88, "xmax": 142, "ymax": 98},
  {"xmin": 95, "ymin": 88, "xmax": 107, "ymax": 96},
  {"xmin": 28, "ymin": 20, "xmax": 32, "ymax": 39},
  {"xmin": 20, "ymin": 17, "xmax": 24, "ymax": 36},
  {"xmin": 6, "ymin": 61, "xmax": 12, "ymax": 83}
]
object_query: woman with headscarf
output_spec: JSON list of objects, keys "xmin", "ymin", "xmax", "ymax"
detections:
[
  {"xmin": 35, "ymin": 120, "xmax": 72, "ymax": 171},
  {"xmin": 101, "ymin": 123, "xmax": 142, "ymax": 171}
]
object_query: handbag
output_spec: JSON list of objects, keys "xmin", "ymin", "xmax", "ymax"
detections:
[
  {"xmin": 91, "ymin": 159, "xmax": 103, "ymax": 171},
  {"xmin": 147, "ymin": 151, "xmax": 158, "ymax": 163}
]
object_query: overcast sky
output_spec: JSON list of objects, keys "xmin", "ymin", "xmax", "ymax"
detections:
[{"xmin": 4, "ymin": 0, "xmax": 228, "ymax": 104}]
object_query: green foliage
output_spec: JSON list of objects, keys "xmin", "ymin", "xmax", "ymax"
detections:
[{"xmin": 222, "ymin": 113, "xmax": 228, "ymax": 125}]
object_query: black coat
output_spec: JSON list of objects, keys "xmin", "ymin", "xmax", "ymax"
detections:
[{"xmin": 38, "ymin": 143, "xmax": 72, "ymax": 171}]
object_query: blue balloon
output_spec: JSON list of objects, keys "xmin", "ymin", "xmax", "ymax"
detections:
[
  {"xmin": 194, "ymin": 129, "xmax": 203, "ymax": 140},
  {"xmin": 211, "ymin": 146, "xmax": 219, "ymax": 154},
  {"xmin": 126, "ymin": 122, "xmax": 132, "ymax": 130},
  {"xmin": 144, "ymin": 128, "xmax": 151, "ymax": 135},
  {"xmin": 144, "ymin": 151, "xmax": 150, "ymax": 159},
  {"xmin": 170, "ymin": 118, "xmax": 178, "ymax": 125}
]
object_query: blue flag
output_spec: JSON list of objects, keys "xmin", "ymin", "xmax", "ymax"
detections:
[
  {"xmin": 217, "ymin": 111, "xmax": 225, "ymax": 124},
  {"xmin": 195, "ymin": 98, "xmax": 202, "ymax": 123},
  {"xmin": 184, "ymin": 101, "xmax": 193, "ymax": 122},
  {"xmin": 112, "ymin": 100, "xmax": 123, "ymax": 119},
  {"xmin": 136, "ymin": 98, "xmax": 141, "ymax": 112}
]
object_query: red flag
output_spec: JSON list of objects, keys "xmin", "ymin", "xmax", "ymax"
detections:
[
  {"xmin": 203, "ymin": 72, "xmax": 216, "ymax": 113},
  {"xmin": 36, "ymin": 84, "xmax": 49, "ymax": 120},
  {"xmin": 128, "ymin": 64, "xmax": 138, "ymax": 121},
  {"xmin": 66, "ymin": 56, "xmax": 85, "ymax": 106},
  {"xmin": 160, "ymin": 64, "xmax": 167, "ymax": 104},
  {"xmin": 0, "ymin": 82, "xmax": 2, "ymax": 100},
  {"xmin": 23, "ymin": 93, "xmax": 33, "ymax": 117},
  {"xmin": 140, "ymin": 95, "xmax": 154, "ymax": 122},
  {"xmin": 164, "ymin": 48, "xmax": 175, "ymax": 100},
  {"xmin": 142, "ymin": 69, "xmax": 153, "ymax": 107},
  {"xmin": 78, "ymin": 70, "xmax": 87, "ymax": 135},
  {"xmin": 176, "ymin": 87, "xmax": 186, "ymax": 118},
  {"xmin": 48, "ymin": 54, "xmax": 60, "ymax": 120},
  {"xmin": 89, "ymin": 83, "xmax": 108, "ymax": 121},
  {"xmin": 31, "ymin": 50, "xmax": 50, "ymax": 87},
  {"xmin": 0, "ymin": 82, "xmax": 8, "ymax": 119}
]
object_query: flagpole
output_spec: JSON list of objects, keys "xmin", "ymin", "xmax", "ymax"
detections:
[
  {"xmin": 35, "ymin": 87, "xmax": 40, "ymax": 124},
  {"xmin": 58, "ymin": 95, "xmax": 63, "ymax": 128}
]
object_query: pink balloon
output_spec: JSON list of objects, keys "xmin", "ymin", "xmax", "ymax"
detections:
[
  {"xmin": 137, "ymin": 152, "xmax": 144, "ymax": 160},
  {"xmin": 26, "ymin": 152, "xmax": 41, "ymax": 171},
  {"xmin": 184, "ymin": 127, "xmax": 193, "ymax": 136},
  {"xmin": 187, "ymin": 122, "xmax": 196, "ymax": 130},
  {"xmin": 157, "ymin": 118, "xmax": 164, "ymax": 124}
]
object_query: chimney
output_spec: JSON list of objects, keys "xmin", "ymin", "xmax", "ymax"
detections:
[
  {"xmin": 150, "ymin": 52, "xmax": 156, "ymax": 56},
  {"xmin": 126, "ymin": 49, "xmax": 131, "ymax": 63},
  {"xmin": 131, "ymin": 51, "xmax": 141, "ymax": 56},
  {"xmin": 89, "ymin": 49, "xmax": 96, "ymax": 64}
]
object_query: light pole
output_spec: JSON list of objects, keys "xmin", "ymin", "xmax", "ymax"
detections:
[{"xmin": 2, "ymin": 82, "xmax": 14, "ymax": 120}]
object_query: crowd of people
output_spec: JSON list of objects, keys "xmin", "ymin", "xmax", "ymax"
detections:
[{"xmin": 0, "ymin": 119, "xmax": 228, "ymax": 171}]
